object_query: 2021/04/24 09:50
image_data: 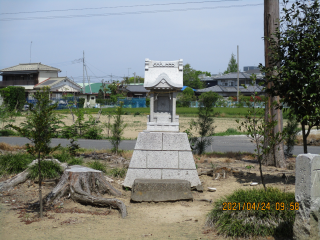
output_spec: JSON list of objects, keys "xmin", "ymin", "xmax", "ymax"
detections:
[{"xmin": 222, "ymin": 202, "xmax": 300, "ymax": 211}]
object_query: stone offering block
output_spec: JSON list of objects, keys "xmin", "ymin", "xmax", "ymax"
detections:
[{"xmin": 131, "ymin": 179, "xmax": 193, "ymax": 202}]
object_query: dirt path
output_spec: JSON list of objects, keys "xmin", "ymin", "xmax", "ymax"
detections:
[{"xmin": 0, "ymin": 155, "xmax": 295, "ymax": 240}]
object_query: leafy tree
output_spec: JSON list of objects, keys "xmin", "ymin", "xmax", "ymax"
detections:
[
  {"xmin": 236, "ymin": 76, "xmax": 285, "ymax": 190},
  {"xmin": 284, "ymin": 111, "xmax": 299, "ymax": 158},
  {"xmin": 108, "ymin": 81, "xmax": 126, "ymax": 104},
  {"xmin": 260, "ymin": 0, "xmax": 320, "ymax": 153},
  {"xmin": 185, "ymin": 91, "xmax": 219, "ymax": 154},
  {"xmin": 108, "ymin": 102, "xmax": 127, "ymax": 154},
  {"xmin": 224, "ymin": 53, "xmax": 238, "ymax": 74},
  {"xmin": 97, "ymin": 89, "xmax": 104, "ymax": 100},
  {"xmin": 177, "ymin": 87, "xmax": 196, "ymax": 107},
  {"xmin": 183, "ymin": 64, "xmax": 205, "ymax": 89},
  {"xmin": 9, "ymin": 87, "xmax": 61, "ymax": 218},
  {"xmin": 0, "ymin": 86, "xmax": 25, "ymax": 111}
]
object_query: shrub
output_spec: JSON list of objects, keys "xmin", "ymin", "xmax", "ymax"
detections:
[
  {"xmin": 52, "ymin": 148, "xmax": 83, "ymax": 165},
  {"xmin": 28, "ymin": 160, "xmax": 63, "ymax": 180},
  {"xmin": 0, "ymin": 153, "xmax": 34, "ymax": 176},
  {"xmin": 82, "ymin": 126, "xmax": 103, "ymax": 140},
  {"xmin": 86, "ymin": 160, "xmax": 106, "ymax": 173},
  {"xmin": 206, "ymin": 188, "xmax": 295, "ymax": 238},
  {"xmin": 134, "ymin": 111, "xmax": 140, "ymax": 117},
  {"xmin": 108, "ymin": 167, "xmax": 127, "ymax": 178},
  {"xmin": 67, "ymin": 157, "xmax": 83, "ymax": 166},
  {"xmin": 0, "ymin": 129, "xmax": 18, "ymax": 136}
]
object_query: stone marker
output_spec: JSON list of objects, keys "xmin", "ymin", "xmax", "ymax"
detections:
[
  {"xmin": 293, "ymin": 154, "xmax": 320, "ymax": 240},
  {"xmin": 131, "ymin": 179, "xmax": 193, "ymax": 202},
  {"xmin": 123, "ymin": 59, "xmax": 201, "ymax": 189}
]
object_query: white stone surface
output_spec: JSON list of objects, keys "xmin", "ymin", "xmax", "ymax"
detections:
[
  {"xmin": 123, "ymin": 169, "xmax": 162, "ymax": 188},
  {"xmin": 179, "ymin": 151, "xmax": 196, "ymax": 169},
  {"xmin": 135, "ymin": 132, "xmax": 163, "ymax": 150},
  {"xmin": 129, "ymin": 150, "xmax": 147, "ymax": 168},
  {"xmin": 163, "ymin": 133, "xmax": 191, "ymax": 151},
  {"xmin": 162, "ymin": 169, "xmax": 201, "ymax": 187},
  {"xmin": 147, "ymin": 151, "xmax": 178, "ymax": 169},
  {"xmin": 146, "ymin": 122, "xmax": 179, "ymax": 132},
  {"xmin": 144, "ymin": 59, "xmax": 183, "ymax": 89}
]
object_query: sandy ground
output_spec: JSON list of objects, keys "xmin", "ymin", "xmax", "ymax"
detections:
[{"xmin": 0, "ymin": 153, "xmax": 296, "ymax": 240}]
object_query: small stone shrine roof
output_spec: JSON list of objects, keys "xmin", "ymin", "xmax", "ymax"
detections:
[{"xmin": 144, "ymin": 59, "xmax": 183, "ymax": 90}]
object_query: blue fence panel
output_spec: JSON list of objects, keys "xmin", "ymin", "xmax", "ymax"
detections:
[{"xmin": 26, "ymin": 96, "xmax": 80, "ymax": 110}]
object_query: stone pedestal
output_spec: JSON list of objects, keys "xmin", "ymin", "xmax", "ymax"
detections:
[
  {"xmin": 123, "ymin": 132, "xmax": 201, "ymax": 188},
  {"xmin": 293, "ymin": 154, "xmax": 320, "ymax": 240}
]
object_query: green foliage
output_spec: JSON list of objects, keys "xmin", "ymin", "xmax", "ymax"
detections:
[
  {"xmin": 236, "ymin": 75, "xmax": 285, "ymax": 189},
  {"xmin": 260, "ymin": 0, "xmax": 320, "ymax": 153},
  {"xmin": 8, "ymin": 87, "xmax": 61, "ymax": 217},
  {"xmin": 134, "ymin": 111, "xmax": 140, "ymax": 117},
  {"xmin": 0, "ymin": 129, "xmax": 18, "ymax": 136},
  {"xmin": 224, "ymin": 53, "xmax": 238, "ymax": 74},
  {"xmin": 206, "ymin": 188, "xmax": 295, "ymax": 238},
  {"xmin": 214, "ymin": 128, "xmax": 244, "ymax": 136},
  {"xmin": 0, "ymin": 153, "xmax": 34, "ymax": 176},
  {"xmin": 108, "ymin": 167, "xmax": 127, "ymax": 178},
  {"xmin": 108, "ymin": 102, "xmax": 127, "ymax": 154},
  {"xmin": 284, "ymin": 111, "xmax": 299, "ymax": 157},
  {"xmin": 97, "ymin": 89, "xmax": 104, "ymax": 100},
  {"xmin": 183, "ymin": 64, "xmax": 205, "ymax": 89},
  {"xmin": 52, "ymin": 147, "xmax": 83, "ymax": 165},
  {"xmin": 0, "ymin": 86, "xmax": 25, "ymax": 111},
  {"xmin": 67, "ymin": 139, "xmax": 80, "ymax": 157},
  {"xmin": 77, "ymin": 98, "xmax": 85, "ymax": 108},
  {"xmin": 177, "ymin": 87, "xmax": 196, "ymax": 107},
  {"xmin": 28, "ymin": 160, "xmax": 63, "ymax": 180},
  {"xmin": 198, "ymin": 91, "xmax": 222, "ymax": 107},
  {"xmin": 86, "ymin": 160, "xmax": 107, "ymax": 173},
  {"xmin": 185, "ymin": 91, "xmax": 217, "ymax": 154}
]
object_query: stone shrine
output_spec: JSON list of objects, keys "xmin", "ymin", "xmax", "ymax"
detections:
[{"xmin": 123, "ymin": 59, "xmax": 202, "ymax": 189}]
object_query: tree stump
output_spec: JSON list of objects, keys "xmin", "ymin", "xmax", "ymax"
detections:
[{"xmin": 44, "ymin": 165, "xmax": 127, "ymax": 218}]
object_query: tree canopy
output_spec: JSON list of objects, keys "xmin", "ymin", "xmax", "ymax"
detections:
[
  {"xmin": 183, "ymin": 64, "xmax": 206, "ymax": 89},
  {"xmin": 224, "ymin": 53, "xmax": 238, "ymax": 74},
  {"xmin": 260, "ymin": 0, "xmax": 320, "ymax": 153}
]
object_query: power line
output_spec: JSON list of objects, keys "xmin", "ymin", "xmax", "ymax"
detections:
[
  {"xmin": 0, "ymin": 3, "xmax": 263, "ymax": 21},
  {"xmin": 1, "ymin": 0, "xmax": 241, "ymax": 15}
]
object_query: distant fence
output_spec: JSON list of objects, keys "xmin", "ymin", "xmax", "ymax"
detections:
[{"xmin": 26, "ymin": 96, "xmax": 80, "ymax": 110}]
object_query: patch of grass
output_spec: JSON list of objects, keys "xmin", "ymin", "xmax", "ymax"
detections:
[
  {"xmin": 67, "ymin": 157, "xmax": 83, "ymax": 165},
  {"xmin": 0, "ymin": 153, "xmax": 34, "ymax": 176},
  {"xmin": 206, "ymin": 187, "xmax": 295, "ymax": 238},
  {"xmin": 0, "ymin": 129, "xmax": 18, "ymax": 136},
  {"xmin": 86, "ymin": 160, "xmax": 107, "ymax": 173},
  {"xmin": 28, "ymin": 160, "xmax": 63, "ymax": 180},
  {"xmin": 108, "ymin": 167, "xmax": 127, "ymax": 178},
  {"xmin": 52, "ymin": 148, "xmax": 83, "ymax": 166},
  {"xmin": 215, "ymin": 128, "xmax": 246, "ymax": 136}
]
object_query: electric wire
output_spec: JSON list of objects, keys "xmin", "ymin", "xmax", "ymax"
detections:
[
  {"xmin": 0, "ymin": 3, "xmax": 263, "ymax": 21},
  {"xmin": 1, "ymin": 0, "xmax": 241, "ymax": 15}
]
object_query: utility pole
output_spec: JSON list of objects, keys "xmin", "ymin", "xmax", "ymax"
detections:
[
  {"xmin": 83, "ymin": 51, "xmax": 85, "ymax": 94},
  {"xmin": 264, "ymin": 0, "xmax": 285, "ymax": 168},
  {"xmin": 237, "ymin": 45, "xmax": 239, "ymax": 102}
]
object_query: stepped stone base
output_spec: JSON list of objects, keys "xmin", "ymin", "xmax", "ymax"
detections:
[
  {"xmin": 131, "ymin": 179, "xmax": 193, "ymax": 202},
  {"xmin": 123, "ymin": 132, "xmax": 201, "ymax": 188}
]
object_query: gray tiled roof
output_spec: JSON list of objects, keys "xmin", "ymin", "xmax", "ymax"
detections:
[
  {"xmin": 214, "ymin": 72, "xmax": 253, "ymax": 80},
  {"xmin": 124, "ymin": 85, "xmax": 149, "ymax": 93},
  {"xmin": 34, "ymin": 77, "xmax": 82, "ymax": 89},
  {"xmin": 197, "ymin": 85, "xmax": 264, "ymax": 94},
  {"xmin": 1, "ymin": 63, "xmax": 61, "ymax": 72}
]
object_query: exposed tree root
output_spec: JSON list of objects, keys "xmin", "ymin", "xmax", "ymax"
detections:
[{"xmin": 44, "ymin": 165, "xmax": 127, "ymax": 218}]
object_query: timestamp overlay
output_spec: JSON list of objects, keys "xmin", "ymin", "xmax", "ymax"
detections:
[{"xmin": 222, "ymin": 202, "xmax": 300, "ymax": 211}]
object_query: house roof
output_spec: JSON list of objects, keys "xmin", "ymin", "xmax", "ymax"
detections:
[
  {"xmin": 34, "ymin": 77, "xmax": 82, "ymax": 89},
  {"xmin": 0, "ymin": 63, "xmax": 61, "ymax": 72},
  {"xmin": 197, "ymin": 85, "xmax": 264, "ymax": 94},
  {"xmin": 124, "ymin": 85, "xmax": 149, "ymax": 93}
]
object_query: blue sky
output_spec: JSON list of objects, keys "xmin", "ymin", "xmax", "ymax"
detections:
[{"xmin": 0, "ymin": 0, "xmax": 266, "ymax": 83}]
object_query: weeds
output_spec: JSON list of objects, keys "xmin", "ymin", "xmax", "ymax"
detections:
[
  {"xmin": 206, "ymin": 187, "xmax": 295, "ymax": 238},
  {"xmin": 0, "ymin": 153, "xmax": 34, "ymax": 176},
  {"xmin": 86, "ymin": 161, "xmax": 107, "ymax": 173},
  {"xmin": 28, "ymin": 160, "xmax": 63, "ymax": 180},
  {"xmin": 108, "ymin": 167, "xmax": 127, "ymax": 178}
]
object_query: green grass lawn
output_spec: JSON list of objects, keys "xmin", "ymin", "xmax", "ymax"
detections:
[{"xmin": 55, "ymin": 107, "xmax": 288, "ymax": 118}]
